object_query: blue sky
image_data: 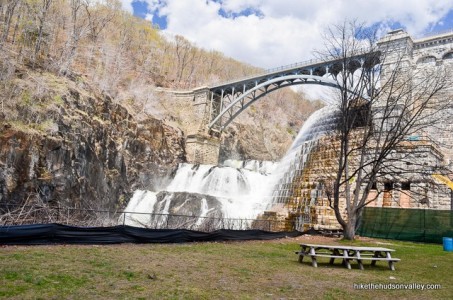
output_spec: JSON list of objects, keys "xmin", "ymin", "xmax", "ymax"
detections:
[
  {"xmin": 432, "ymin": 9, "xmax": 453, "ymax": 32},
  {"xmin": 123, "ymin": 0, "xmax": 453, "ymax": 69}
]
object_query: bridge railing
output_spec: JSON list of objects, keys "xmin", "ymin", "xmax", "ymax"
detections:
[
  {"xmin": 211, "ymin": 28, "xmax": 453, "ymax": 90},
  {"xmin": 212, "ymin": 47, "xmax": 375, "ymax": 89},
  {"xmin": 264, "ymin": 58, "xmax": 323, "ymax": 74}
]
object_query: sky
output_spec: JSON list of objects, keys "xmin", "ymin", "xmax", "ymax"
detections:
[{"xmin": 122, "ymin": 0, "xmax": 453, "ymax": 70}]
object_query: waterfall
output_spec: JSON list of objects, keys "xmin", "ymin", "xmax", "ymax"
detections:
[
  {"xmin": 222, "ymin": 159, "xmax": 277, "ymax": 174},
  {"xmin": 122, "ymin": 105, "xmax": 338, "ymax": 229},
  {"xmin": 120, "ymin": 190, "xmax": 158, "ymax": 227},
  {"xmin": 195, "ymin": 198, "xmax": 213, "ymax": 226},
  {"xmin": 165, "ymin": 163, "xmax": 276, "ymax": 203},
  {"xmin": 267, "ymin": 105, "xmax": 339, "ymax": 205},
  {"xmin": 122, "ymin": 160, "xmax": 277, "ymax": 227}
]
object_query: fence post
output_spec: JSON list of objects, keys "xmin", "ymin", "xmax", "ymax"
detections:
[
  {"xmin": 451, "ymin": 190, "xmax": 453, "ymax": 211},
  {"xmin": 423, "ymin": 208, "xmax": 426, "ymax": 243}
]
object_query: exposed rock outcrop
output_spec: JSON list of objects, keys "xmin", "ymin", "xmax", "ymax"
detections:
[
  {"xmin": 219, "ymin": 123, "xmax": 292, "ymax": 163},
  {"xmin": 155, "ymin": 191, "xmax": 223, "ymax": 217},
  {"xmin": 152, "ymin": 191, "xmax": 224, "ymax": 229},
  {"xmin": 0, "ymin": 72, "xmax": 185, "ymax": 211}
]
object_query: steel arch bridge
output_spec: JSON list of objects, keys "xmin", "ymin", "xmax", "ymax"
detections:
[{"xmin": 206, "ymin": 51, "xmax": 380, "ymax": 133}]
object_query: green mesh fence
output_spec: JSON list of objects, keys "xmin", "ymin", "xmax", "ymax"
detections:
[{"xmin": 357, "ymin": 207, "xmax": 453, "ymax": 244}]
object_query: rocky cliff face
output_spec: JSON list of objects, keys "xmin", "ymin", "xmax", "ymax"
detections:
[
  {"xmin": 219, "ymin": 123, "xmax": 293, "ymax": 163},
  {"xmin": 0, "ymin": 71, "xmax": 185, "ymax": 211}
]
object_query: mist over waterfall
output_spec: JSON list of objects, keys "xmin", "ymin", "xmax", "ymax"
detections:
[
  {"xmin": 166, "ymin": 163, "xmax": 276, "ymax": 215},
  {"xmin": 122, "ymin": 105, "xmax": 338, "ymax": 229},
  {"xmin": 122, "ymin": 161, "xmax": 277, "ymax": 228}
]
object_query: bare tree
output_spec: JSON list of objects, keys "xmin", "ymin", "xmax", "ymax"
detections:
[
  {"xmin": 58, "ymin": 0, "xmax": 89, "ymax": 75},
  {"xmin": 1, "ymin": 0, "xmax": 21, "ymax": 46},
  {"xmin": 33, "ymin": 0, "xmax": 52, "ymax": 63},
  {"xmin": 174, "ymin": 35, "xmax": 198, "ymax": 87},
  {"xmin": 316, "ymin": 21, "xmax": 452, "ymax": 240},
  {"xmin": 84, "ymin": 0, "xmax": 117, "ymax": 63}
]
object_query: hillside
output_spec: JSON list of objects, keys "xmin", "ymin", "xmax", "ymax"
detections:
[{"xmin": 0, "ymin": 0, "xmax": 322, "ymax": 209}]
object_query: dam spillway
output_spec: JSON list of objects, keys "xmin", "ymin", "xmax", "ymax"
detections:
[{"xmin": 122, "ymin": 105, "xmax": 339, "ymax": 229}]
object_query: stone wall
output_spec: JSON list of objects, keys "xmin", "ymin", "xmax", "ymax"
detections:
[
  {"xmin": 185, "ymin": 134, "xmax": 220, "ymax": 165},
  {"xmin": 159, "ymin": 87, "xmax": 222, "ymax": 165},
  {"xmin": 412, "ymin": 33, "xmax": 453, "ymax": 164},
  {"xmin": 364, "ymin": 142, "xmax": 451, "ymax": 209},
  {"xmin": 266, "ymin": 132, "xmax": 452, "ymax": 231},
  {"xmin": 266, "ymin": 136, "xmax": 347, "ymax": 231},
  {"xmin": 379, "ymin": 30, "xmax": 453, "ymax": 164}
]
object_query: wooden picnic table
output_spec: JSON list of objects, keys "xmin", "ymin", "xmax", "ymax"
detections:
[{"xmin": 296, "ymin": 243, "xmax": 400, "ymax": 271}]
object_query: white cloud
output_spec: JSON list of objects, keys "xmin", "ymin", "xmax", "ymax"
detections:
[
  {"xmin": 118, "ymin": 0, "xmax": 134, "ymax": 13},
  {"xmin": 145, "ymin": 13, "xmax": 153, "ymax": 21},
  {"xmin": 119, "ymin": 0, "xmax": 453, "ymax": 69}
]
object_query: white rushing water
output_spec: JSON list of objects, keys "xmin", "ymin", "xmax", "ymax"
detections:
[
  {"xmin": 222, "ymin": 159, "xmax": 277, "ymax": 174},
  {"xmin": 268, "ymin": 105, "xmax": 339, "ymax": 205},
  {"xmin": 165, "ymin": 162, "xmax": 276, "ymax": 218},
  {"xmin": 122, "ymin": 105, "xmax": 339, "ymax": 228},
  {"xmin": 120, "ymin": 190, "xmax": 158, "ymax": 226},
  {"xmin": 122, "ymin": 160, "xmax": 277, "ymax": 227}
]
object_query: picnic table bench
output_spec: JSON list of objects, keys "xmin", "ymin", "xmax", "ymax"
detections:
[{"xmin": 296, "ymin": 243, "xmax": 400, "ymax": 271}]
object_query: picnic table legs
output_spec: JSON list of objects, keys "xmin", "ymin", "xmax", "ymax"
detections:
[
  {"xmin": 356, "ymin": 251, "xmax": 364, "ymax": 270},
  {"xmin": 333, "ymin": 249, "xmax": 352, "ymax": 269},
  {"xmin": 329, "ymin": 249, "xmax": 340, "ymax": 264},
  {"xmin": 371, "ymin": 251, "xmax": 380, "ymax": 266},
  {"xmin": 386, "ymin": 252, "xmax": 395, "ymax": 271},
  {"xmin": 309, "ymin": 247, "xmax": 318, "ymax": 267},
  {"xmin": 370, "ymin": 251, "xmax": 396, "ymax": 270},
  {"xmin": 342, "ymin": 250, "xmax": 351, "ymax": 269},
  {"xmin": 298, "ymin": 246, "xmax": 306, "ymax": 263}
]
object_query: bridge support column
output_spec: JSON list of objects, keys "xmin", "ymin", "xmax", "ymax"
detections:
[
  {"xmin": 185, "ymin": 134, "xmax": 220, "ymax": 165},
  {"xmin": 185, "ymin": 86, "xmax": 221, "ymax": 165}
]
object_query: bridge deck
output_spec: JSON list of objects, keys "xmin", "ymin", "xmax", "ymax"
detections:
[{"xmin": 210, "ymin": 48, "xmax": 378, "ymax": 92}]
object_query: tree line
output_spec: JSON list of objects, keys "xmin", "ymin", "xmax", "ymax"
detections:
[{"xmin": 0, "ymin": 0, "xmax": 261, "ymax": 92}]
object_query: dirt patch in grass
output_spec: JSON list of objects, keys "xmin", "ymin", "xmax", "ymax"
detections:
[{"xmin": 0, "ymin": 235, "xmax": 451, "ymax": 299}]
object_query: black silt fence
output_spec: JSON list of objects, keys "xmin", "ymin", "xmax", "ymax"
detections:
[
  {"xmin": 0, "ymin": 224, "xmax": 303, "ymax": 245},
  {"xmin": 0, "ymin": 204, "xmax": 296, "ymax": 232}
]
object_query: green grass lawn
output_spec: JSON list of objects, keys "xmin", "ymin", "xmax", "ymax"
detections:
[{"xmin": 0, "ymin": 237, "xmax": 452, "ymax": 299}]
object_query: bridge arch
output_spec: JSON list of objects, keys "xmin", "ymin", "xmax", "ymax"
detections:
[
  {"xmin": 443, "ymin": 51, "xmax": 453, "ymax": 60},
  {"xmin": 416, "ymin": 55, "xmax": 437, "ymax": 64},
  {"xmin": 208, "ymin": 74, "xmax": 361, "ymax": 131}
]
